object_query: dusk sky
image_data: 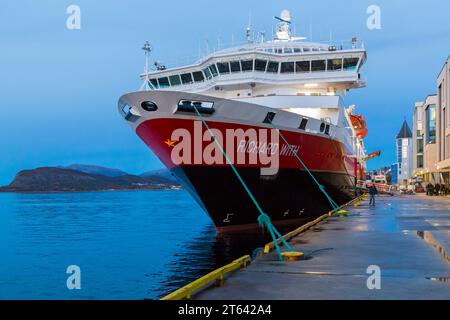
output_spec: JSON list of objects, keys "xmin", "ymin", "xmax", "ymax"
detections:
[{"xmin": 1, "ymin": 0, "xmax": 450, "ymax": 185}]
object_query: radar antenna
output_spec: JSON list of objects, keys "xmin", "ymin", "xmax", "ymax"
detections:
[{"xmin": 273, "ymin": 10, "xmax": 306, "ymax": 42}]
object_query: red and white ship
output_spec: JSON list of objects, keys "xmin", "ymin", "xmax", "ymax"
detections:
[{"xmin": 118, "ymin": 10, "xmax": 368, "ymax": 232}]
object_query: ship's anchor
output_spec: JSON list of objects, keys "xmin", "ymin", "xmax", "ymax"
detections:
[{"xmin": 223, "ymin": 213, "xmax": 234, "ymax": 223}]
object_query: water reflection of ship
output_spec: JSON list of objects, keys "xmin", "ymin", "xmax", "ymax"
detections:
[{"xmin": 156, "ymin": 219, "xmax": 312, "ymax": 297}]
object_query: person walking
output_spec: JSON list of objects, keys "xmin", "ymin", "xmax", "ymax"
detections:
[
  {"xmin": 368, "ymin": 183, "xmax": 378, "ymax": 207},
  {"xmin": 435, "ymin": 183, "xmax": 441, "ymax": 196},
  {"xmin": 426, "ymin": 182, "xmax": 434, "ymax": 196}
]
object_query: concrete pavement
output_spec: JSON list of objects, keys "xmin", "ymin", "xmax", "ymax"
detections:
[{"xmin": 198, "ymin": 195, "xmax": 450, "ymax": 300}]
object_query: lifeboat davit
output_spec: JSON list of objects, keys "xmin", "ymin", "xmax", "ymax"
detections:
[{"xmin": 349, "ymin": 114, "xmax": 368, "ymax": 139}]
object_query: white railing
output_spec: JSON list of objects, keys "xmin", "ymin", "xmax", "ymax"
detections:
[{"xmin": 148, "ymin": 39, "xmax": 365, "ymax": 71}]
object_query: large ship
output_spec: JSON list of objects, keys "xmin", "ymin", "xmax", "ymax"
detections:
[{"xmin": 118, "ymin": 10, "xmax": 368, "ymax": 232}]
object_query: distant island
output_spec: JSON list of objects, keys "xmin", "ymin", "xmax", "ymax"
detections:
[{"xmin": 0, "ymin": 164, "xmax": 182, "ymax": 193}]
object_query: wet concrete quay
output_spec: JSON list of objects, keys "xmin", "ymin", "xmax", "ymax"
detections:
[{"xmin": 197, "ymin": 195, "xmax": 450, "ymax": 300}]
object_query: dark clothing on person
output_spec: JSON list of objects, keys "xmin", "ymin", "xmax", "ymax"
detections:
[
  {"xmin": 435, "ymin": 184, "xmax": 441, "ymax": 195},
  {"xmin": 368, "ymin": 185, "xmax": 377, "ymax": 207},
  {"xmin": 426, "ymin": 183, "xmax": 434, "ymax": 196}
]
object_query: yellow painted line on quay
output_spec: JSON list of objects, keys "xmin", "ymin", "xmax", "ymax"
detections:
[
  {"xmin": 160, "ymin": 195, "xmax": 365, "ymax": 300},
  {"xmin": 160, "ymin": 255, "xmax": 251, "ymax": 300}
]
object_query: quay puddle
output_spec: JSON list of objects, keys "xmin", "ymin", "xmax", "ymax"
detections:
[
  {"xmin": 417, "ymin": 231, "xmax": 450, "ymax": 263},
  {"xmin": 426, "ymin": 277, "xmax": 450, "ymax": 284}
]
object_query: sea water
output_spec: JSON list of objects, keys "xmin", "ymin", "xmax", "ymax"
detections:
[{"xmin": 0, "ymin": 190, "xmax": 271, "ymax": 299}]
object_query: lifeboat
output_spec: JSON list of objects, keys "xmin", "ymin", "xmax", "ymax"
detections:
[{"xmin": 349, "ymin": 114, "xmax": 368, "ymax": 139}]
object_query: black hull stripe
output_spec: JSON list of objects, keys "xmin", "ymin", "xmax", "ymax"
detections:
[{"xmin": 172, "ymin": 166, "xmax": 356, "ymax": 229}]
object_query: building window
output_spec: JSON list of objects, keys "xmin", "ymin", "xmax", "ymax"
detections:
[
  {"xmin": 417, "ymin": 139, "xmax": 423, "ymax": 153},
  {"xmin": 417, "ymin": 155, "xmax": 423, "ymax": 168},
  {"xmin": 426, "ymin": 104, "xmax": 436, "ymax": 144}
]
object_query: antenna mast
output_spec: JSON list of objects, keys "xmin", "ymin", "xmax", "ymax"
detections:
[
  {"xmin": 140, "ymin": 41, "xmax": 152, "ymax": 91},
  {"xmin": 246, "ymin": 13, "xmax": 253, "ymax": 44}
]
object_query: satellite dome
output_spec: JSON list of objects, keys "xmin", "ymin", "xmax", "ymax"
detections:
[{"xmin": 280, "ymin": 10, "xmax": 291, "ymax": 22}]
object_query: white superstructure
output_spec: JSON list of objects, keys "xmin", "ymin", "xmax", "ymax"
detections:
[{"xmin": 137, "ymin": 10, "xmax": 367, "ymax": 161}]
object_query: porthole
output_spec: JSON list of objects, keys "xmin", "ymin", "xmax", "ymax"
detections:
[
  {"xmin": 141, "ymin": 101, "xmax": 158, "ymax": 112},
  {"xmin": 320, "ymin": 123, "xmax": 325, "ymax": 132}
]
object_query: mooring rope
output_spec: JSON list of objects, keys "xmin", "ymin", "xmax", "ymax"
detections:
[
  {"xmin": 191, "ymin": 106, "xmax": 294, "ymax": 261},
  {"xmin": 267, "ymin": 120, "xmax": 340, "ymax": 212}
]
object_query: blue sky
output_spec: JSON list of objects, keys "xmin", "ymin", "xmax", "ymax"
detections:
[{"xmin": 1, "ymin": 0, "xmax": 449, "ymax": 185}]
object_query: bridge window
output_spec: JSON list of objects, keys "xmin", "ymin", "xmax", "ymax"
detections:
[
  {"xmin": 241, "ymin": 59, "xmax": 253, "ymax": 72},
  {"xmin": 303, "ymin": 48, "xmax": 310, "ymax": 52},
  {"xmin": 327, "ymin": 58, "xmax": 342, "ymax": 71},
  {"xmin": 169, "ymin": 75, "xmax": 181, "ymax": 86},
  {"xmin": 311, "ymin": 60, "xmax": 326, "ymax": 72},
  {"xmin": 203, "ymin": 67, "xmax": 212, "ymax": 79},
  {"xmin": 180, "ymin": 73, "xmax": 193, "ymax": 84},
  {"xmin": 217, "ymin": 62, "xmax": 230, "ymax": 74},
  {"xmin": 266, "ymin": 61, "xmax": 279, "ymax": 73},
  {"xmin": 296, "ymin": 61, "xmax": 310, "ymax": 73},
  {"xmin": 230, "ymin": 61, "xmax": 241, "ymax": 72},
  {"xmin": 281, "ymin": 62, "xmax": 295, "ymax": 73},
  {"xmin": 293, "ymin": 48, "xmax": 302, "ymax": 53},
  {"xmin": 158, "ymin": 77, "xmax": 170, "ymax": 88},
  {"xmin": 284, "ymin": 48, "xmax": 293, "ymax": 54},
  {"xmin": 343, "ymin": 58, "xmax": 359, "ymax": 71},
  {"xmin": 209, "ymin": 64, "xmax": 218, "ymax": 77},
  {"xmin": 149, "ymin": 78, "xmax": 158, "ymax": 89},
  {"xmin": 193, "ymin": 71, "xmax": 205, "ymax": 82},
  {"xmin": 255, "ymin": 59, "xmax": 267, "ymax": 72}
]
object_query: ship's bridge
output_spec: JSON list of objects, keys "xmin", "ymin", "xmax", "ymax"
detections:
[
  {"xmin": 142, "ymin": 39, "xmax": 366, "ymax": 98},
  {"xmin": 139, "ymin": 9, "xmax": 367, "ymax": 104}
]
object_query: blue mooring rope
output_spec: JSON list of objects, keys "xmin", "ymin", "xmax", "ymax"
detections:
[
  {"xmin": 268, "ymin": 121, "xmax": 340, "ymax": 212},
  {"xmin": 191, "ymin": 106, "xmax": 294, "ymax": 261}
]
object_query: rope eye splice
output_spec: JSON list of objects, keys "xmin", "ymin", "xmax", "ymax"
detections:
[{"xmin": 191, "ymin": 104, "xmax": 302, "ymax": 262}]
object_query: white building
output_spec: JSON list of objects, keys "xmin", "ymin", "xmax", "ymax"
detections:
[{"xmin": 395, "ymin": 120, "xmax": 413, "ymax": 185}]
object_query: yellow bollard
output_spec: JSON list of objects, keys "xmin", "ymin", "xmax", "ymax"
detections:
[
  {"xmin": 338, "ymin": 209, "xmax": 348, "ymax": 217},
  {"xmin": 281, "ymin": 252, "xmax": 304, "ymax": 261},
  {"xmin": 354, "ymin": 202, "xmax": 361, "ymax": 207}
]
